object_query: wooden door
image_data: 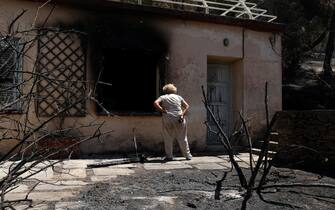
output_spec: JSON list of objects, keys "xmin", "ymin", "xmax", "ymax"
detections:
[{"xmin": 207, "ymin": 64, "xmax": 232, "ymax": 145}]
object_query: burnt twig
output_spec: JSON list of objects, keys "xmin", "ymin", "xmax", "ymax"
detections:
[{"xmin": 202, "ymin": 85, "xmax": 247, "ymax": 188}]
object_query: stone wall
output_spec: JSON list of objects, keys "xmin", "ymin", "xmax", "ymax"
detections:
[{"xmin": 272, "ymin": 111, "xmax": 335, "ymax": 170}]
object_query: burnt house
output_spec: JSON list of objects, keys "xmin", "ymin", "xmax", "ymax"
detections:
[{"xmin": 0, "ymin": 0, "xmax": 283, "ymax": 155}]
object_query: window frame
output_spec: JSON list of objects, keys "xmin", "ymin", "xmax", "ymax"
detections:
[{"xmin": 95, "ymin": 50, "xmax": 166, "ymax": 116}]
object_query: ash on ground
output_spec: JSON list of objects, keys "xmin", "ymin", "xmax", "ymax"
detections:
[{"xmin": 75, "ymin": 168, "xmax": 335, "ymax": 210}]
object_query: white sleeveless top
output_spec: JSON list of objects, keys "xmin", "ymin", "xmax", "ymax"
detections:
[{"xmin": 158, "ymin": 94, "xmax": 184, "ymax": 117}]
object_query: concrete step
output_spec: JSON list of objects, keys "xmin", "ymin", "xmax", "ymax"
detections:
[
  {"xmin": 255, "ymin": 140, "xmax": 279, "ymax": 151},
  {"xmin": 251, "ymin": 148, "xmax": 277, "ymax": 158}
]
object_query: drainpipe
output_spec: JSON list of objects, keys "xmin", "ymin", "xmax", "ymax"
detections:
[
  {"xmin": 242, "ymin": 28, "xmax": 245, "ymax": 59},
  {"xmin": 242, "ymin": 27, "xmax": 245, "ymax": 114}
]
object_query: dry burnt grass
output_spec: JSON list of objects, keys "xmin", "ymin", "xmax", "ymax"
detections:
[{"xmin": 75, "ymin": 167, "xmax": 335, "ymax": 210}]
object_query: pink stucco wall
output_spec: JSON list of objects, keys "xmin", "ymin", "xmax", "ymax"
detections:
[{"xmin": 0, "ymin": 0, "xmax": 282, "ymax": 155}]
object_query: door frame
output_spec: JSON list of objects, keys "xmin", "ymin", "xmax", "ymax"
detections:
[{"xmin": 206, "ymin": 62, "xmax": 233, "ymax": 145}]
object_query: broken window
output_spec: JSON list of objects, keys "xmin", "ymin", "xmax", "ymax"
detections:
[
  {"xmin": 36, "ymin": 30, "xmax": 87, "ymax": 116},
  {"xmin": 0, "ymin": 37, "xmax": 22, "ymax": 111},
  {"xmin": 96, "ymin": 48, "xmax": 164, "ymax": 115}
]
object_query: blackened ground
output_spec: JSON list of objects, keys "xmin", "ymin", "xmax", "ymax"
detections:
[{"xmin": 75, "ymin": 167, "xmax": 335, "ymax": 210}]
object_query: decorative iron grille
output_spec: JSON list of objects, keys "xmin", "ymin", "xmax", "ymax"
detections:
[
  {"xmin": 36, "ymin": 30, "xmax": 86, "ymax": 116},
  {"xmin": 0, "ymin": 37, "xmax": 22, "ymax": 111}
]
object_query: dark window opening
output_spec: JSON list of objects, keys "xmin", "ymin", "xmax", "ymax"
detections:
[
  {"xmin": 96, "ymin": 49, "xmax": 163, "ymax": 115},
  {"xmin": 0, "ymin": 37, "xmax": 22, "ymax": 112}
]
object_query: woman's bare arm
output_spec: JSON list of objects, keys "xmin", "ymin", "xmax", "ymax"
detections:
[
  {"xmin": 181, "ymin": 100, "xmax": 190, "ymax": 116},
  {"xmin": 154, "ymin": 99, "xmax": 167, "ymax": 113}
]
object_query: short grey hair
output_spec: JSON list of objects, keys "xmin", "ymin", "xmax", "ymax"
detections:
[{"xmin": 163, "ymin": 84, "xmax": 177, "ymax": 94}]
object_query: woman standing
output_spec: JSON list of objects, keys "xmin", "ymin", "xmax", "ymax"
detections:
[{"xmin": 154, "ymin": 84, "xmax": 192, "ymax": 161}]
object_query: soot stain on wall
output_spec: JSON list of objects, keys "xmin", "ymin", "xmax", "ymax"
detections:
[
  {"xmin": 89, "ymin": 16, "xmax": 168, "ymax": 114},
  {"xmin": 42, "ymin": 12, "xmax": 169, "ymax": 115}
]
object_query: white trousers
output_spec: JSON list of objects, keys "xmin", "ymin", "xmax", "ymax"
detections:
[{"xmin": 162, "ymin": 114, "xmax": 191, "ymax": 159}]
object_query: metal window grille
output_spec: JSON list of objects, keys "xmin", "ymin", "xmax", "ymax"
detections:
[
  {"xmin": 0, "ymin": 37, "xmax": 22, "ymax": 111},
  {"xmin": 109, "ymin": 0, "xmax": 277, "ymax": 22},
  {"xmin": 36, "ymin": 30, "xmax": 86, "ymax": 117}
]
